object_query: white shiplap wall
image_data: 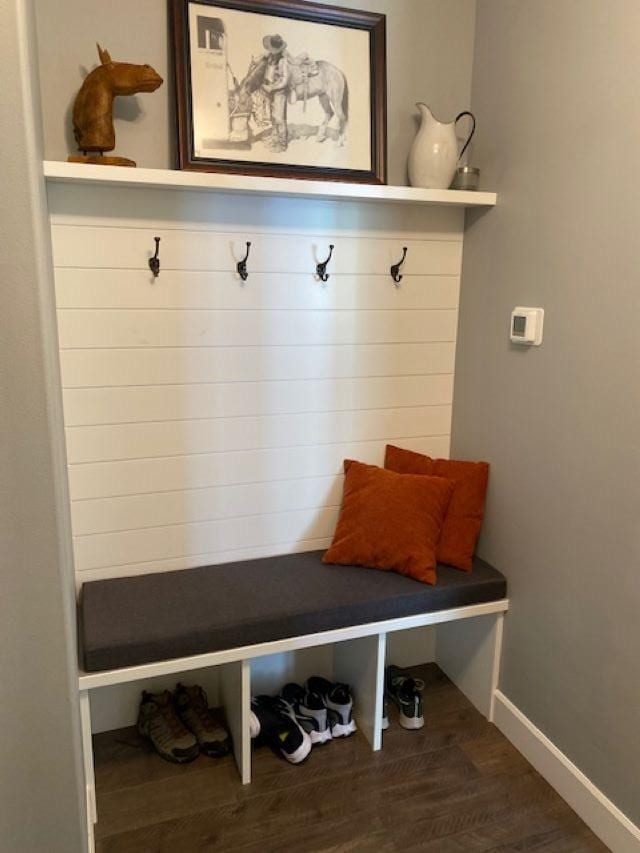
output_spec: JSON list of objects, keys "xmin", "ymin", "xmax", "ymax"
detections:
[{"xmin": 48, "ymin": 183, "xmax": 463, "ymax": 586}]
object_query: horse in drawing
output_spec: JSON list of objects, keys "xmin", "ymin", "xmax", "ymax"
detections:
[{"xmin": 234, "ymin": 53, "xmax": 349, "ymax": 147}]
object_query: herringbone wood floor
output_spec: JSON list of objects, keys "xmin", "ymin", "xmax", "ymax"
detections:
[{"xmin": 93, "ymin": 664, "xmax": 608, "ymax": 852}]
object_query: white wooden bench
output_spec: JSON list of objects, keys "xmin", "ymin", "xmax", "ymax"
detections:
[{"xmin": 77, "ymin": 550, "xmax": 508, "ymax": 852}]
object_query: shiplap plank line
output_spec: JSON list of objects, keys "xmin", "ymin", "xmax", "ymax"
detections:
[
  {"xmin": 62, "ymin": 375, "xmax": 454, "ymax": 426},
  {"xmin": 68, "ymin": 435, "xmax": 450, "ymax": 501},
  {"xmin": 65, "ymin": 406, "xmax": 452, "ymax": 464},
  {"xmin": 75, "ymin": 537, "xmax": 334, "ymax": 584},
  {"xmin": 71, "ymin": 476, "xmax": 344, "ymax": 536},
  {"xmin": 60, "ymin": 343, "xmax": 456, "ymax": 388},
  {"xmin": 57, "ymin": 309, "xmax": 458, "ymax": 349},
  {"xmin": 54, "ymin": 269, "xmax": 460, "ymax": 311},
  {"xmin": 51, "ymin": 221, "xmax": 464, "ymax": 241},
  {"xmin": 73, "ymin": 506, "xmax": 341, "ymax": 571},
  {"xmin": 49, "ymin": 185, "xmax": 464, "ymax": 583},
  {"xmin": 48, "ymin": 183, "xmax": 465, "ymax": 239},
  {"xmin": 51, "ymin": 227, "xmax": 462, "ymax": 275}
]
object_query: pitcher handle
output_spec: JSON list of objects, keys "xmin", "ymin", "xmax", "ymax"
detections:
[{"xmin": 455, "ymin": 111, "xmax": 476, "ymax": 161}]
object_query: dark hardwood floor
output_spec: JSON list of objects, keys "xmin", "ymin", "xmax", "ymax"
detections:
[{"xmin": 93, "ymin": 664, "xmax": 608, "ymax": 852}]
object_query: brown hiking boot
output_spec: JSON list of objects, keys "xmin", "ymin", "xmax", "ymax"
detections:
[
  {"xmin": 174, "ymin": 684, "xmax": 231, "ymax": 758},
  {"xmin": 137, "ymin": 690, "xmax": 199, "ymax": 763}
]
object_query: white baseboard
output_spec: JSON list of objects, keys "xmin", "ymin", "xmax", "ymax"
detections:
[{"xmin": 493, "ymin": 690, "xmax": 640, "ymax": 853}]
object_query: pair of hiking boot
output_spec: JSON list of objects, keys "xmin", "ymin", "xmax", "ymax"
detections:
[
  {"xmin": 382, "ymin": 665, "xmax": 425, "ymax": 730},
  {"xmin": 137, "ymin": 684, "xmax": 230, "ymax": 764},
  {"xmin": 250, "ymin": 676, "xmax": 356, "ymax": 764}
]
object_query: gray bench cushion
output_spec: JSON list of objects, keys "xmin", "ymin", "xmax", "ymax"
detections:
[{"xmin": 80, "ymin": 551, "xmax": 507, "ymax": 672}]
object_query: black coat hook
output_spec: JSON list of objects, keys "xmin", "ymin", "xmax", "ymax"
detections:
[
  {"xmin": 316, "ymin": 244, "xmax": 334, "ymax": 282},
  {"xmin": 148, "ymin": 237, "xmax": 161, "ymax": 278},
  {"xmin": 237, "ymin": 241, "xmax": 251, "ymax": 281},
  {"xmin": 390, "ymin": 246, "xmax": 408, "ymax": 284}
]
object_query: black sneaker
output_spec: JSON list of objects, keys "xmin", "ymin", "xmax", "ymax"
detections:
[
  {"xmin": 174, "ymin": 683, "xmax": 231, "ymax": 757},
  {"xmin": 137, "ymin": 690, "xmax": 200, "ymax": 763},
  {"xmin": 249, "ymin": 695, "xmax": 312, "ymax": 764},
  {"xmin": 385, "ymin": 665, "xmax": 425, "ymax": 730},
  {"xmin": 305, "ymin": 677, "xmax": 357, "ymax": 738},
  {"xmin": 279, "ymin": 683, "xmax": 332, "ymax": 745}
]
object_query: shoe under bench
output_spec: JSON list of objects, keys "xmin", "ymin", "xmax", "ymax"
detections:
[{"xmin": 77, "ymin": 550, "xmax": 508, "ymax": 852}]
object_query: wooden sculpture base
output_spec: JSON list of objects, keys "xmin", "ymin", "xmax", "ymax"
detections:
[{"xmin": 68, "ymin": 155, "xmax": 136, "ymax": 167}]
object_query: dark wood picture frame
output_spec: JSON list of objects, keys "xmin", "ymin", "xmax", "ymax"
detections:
[{"xmin": 171, "ymin": 0, "xmax": 387, "ymax": 183}]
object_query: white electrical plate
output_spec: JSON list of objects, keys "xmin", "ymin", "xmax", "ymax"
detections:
[{"xmin": 510, "ymin": 306, "xmax": 544, "ymax": 346}]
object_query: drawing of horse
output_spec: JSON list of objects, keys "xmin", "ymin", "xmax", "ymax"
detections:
[{"xmin": 235, "ymin": 54, "xmax": 349, "ymax": 146}]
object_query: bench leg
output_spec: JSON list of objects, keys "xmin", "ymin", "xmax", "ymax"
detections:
[
  {"xmin": 435, "ymin": 611, "xmax": 505, "ymax": 720},
  {"xmin": 333, "ymin": 632, "xmax": 386, "ymax": 751},
  {"xmin": 220, "ymin": 660, "xmax": 251, "ymax": 785},
  {"xmin": 79, "ymin": 690, "xmax": 96, "ymax": 852},
  {"xmin": 488, "ymin": 612, "xmax": 505, "ymax": 722}
]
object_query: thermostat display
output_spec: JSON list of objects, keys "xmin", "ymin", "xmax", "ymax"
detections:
[
  {"xmin": 510, "ymin": 307, "xmax": 544, "ymax": 346},
  {"xmin": 512, "ymin": 315, "xmax": 527, "ymax": 336}
]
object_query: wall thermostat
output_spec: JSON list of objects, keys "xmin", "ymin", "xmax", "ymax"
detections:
[{"xmin": 510, "ymin": 306, "xmax": 544, "ymax": 346}]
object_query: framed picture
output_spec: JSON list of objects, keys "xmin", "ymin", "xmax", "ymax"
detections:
[{"xmin": 171, "ymin": 0, "xmax": 387, "ymax": 183}]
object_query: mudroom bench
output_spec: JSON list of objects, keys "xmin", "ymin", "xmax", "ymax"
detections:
[{"xmin": 77, "ymin": 550, "xmax": 508, "ymax": 850}]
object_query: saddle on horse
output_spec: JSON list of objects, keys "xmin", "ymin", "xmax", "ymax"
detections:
[{"xmin": 286, "ymin": 52, "xmax": 319, "ymax": 108}]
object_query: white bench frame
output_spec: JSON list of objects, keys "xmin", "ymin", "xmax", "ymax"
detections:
[{"xmin": 78, "ymin": 598, "xmax": 508, "ymax": 852}]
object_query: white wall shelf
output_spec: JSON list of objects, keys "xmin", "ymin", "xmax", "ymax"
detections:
[{"xmin": 43, "ymin": 160, "xmax": 497, "ymax": 208}]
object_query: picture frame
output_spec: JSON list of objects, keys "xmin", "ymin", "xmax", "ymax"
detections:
[{"xmin": 170, "ymin": 0, "xmax": 387, "ymax": 183}]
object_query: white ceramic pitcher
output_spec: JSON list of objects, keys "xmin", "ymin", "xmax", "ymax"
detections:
[{"xmin": 408, "ymin": 104, "xmax": 476, "ymax": 190}]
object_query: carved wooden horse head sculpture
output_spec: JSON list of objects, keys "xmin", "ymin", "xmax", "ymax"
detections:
[{"xmin": 70, "ymin": 44, "xmax": 163, "ymax": 167}]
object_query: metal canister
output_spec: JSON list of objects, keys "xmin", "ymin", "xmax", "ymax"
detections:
[{"xmin": 452, "ymin": 166, "xmax": 480, "ymax": 191}]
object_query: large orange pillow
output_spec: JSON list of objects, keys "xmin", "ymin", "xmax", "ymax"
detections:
[
  {"xmin": 323, "ymin": 460, "xmax": 455, "ymax": 585},
  {"xmin": 384, "ymin": 445, "xmax": 489, "ymax": 572}
]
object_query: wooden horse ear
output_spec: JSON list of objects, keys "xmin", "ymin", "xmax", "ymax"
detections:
[{"xmin": 97, "ymin": 44, "xmax": 112, "ymax": 65}]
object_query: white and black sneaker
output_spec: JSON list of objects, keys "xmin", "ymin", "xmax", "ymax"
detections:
[
  {"xmin": 306, "ymin": 677, "xmax": 357, "ymax": 738},
  {"xmin": 385, "ymin": 665, "xmax": 425, "ymax": 730},
  {"xmin": 279, "ymin": 683, "xmax": 332, "ymax": 745},
  {"xmin": 249, "ymin": 695, "xmax": 312, "ymax": 764}
]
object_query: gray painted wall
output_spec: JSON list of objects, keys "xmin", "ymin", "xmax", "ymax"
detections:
[
  {"xmin": 0, "ymin": 1, "xmax": 86, "ymax": 850},
  {"xmin": 453, "ymin": 0, "xmax": 640, "ymax": 825},
  {"xmin": 34, "ymin": 0, "xmax": 476, "ymax": 185}
]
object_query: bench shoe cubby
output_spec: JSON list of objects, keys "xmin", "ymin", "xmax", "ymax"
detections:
[
  {"xmin": 79, "ymin": 605, "xmax": 507, "ymax": 853},
  {"xmin": 77, "ymin": 553, "xmax": 507, "ymax": 851}
]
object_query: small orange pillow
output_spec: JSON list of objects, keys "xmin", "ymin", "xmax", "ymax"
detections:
[
  {"xmin": 323, "ymin": 459, "xmax": 455, "ymax": 585},
  {"xmin": 384, "ymin": 445, "xmax": 489, "ymax": 572}
]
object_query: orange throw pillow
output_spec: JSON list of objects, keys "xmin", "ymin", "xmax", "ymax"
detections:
[
  {"xmin": 384, "ymin": 445, "xmax": 489, "ymax": 572},
  {"xmin": 323, "ymin": 459, "xmax": 455, "ymax": 585}
]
